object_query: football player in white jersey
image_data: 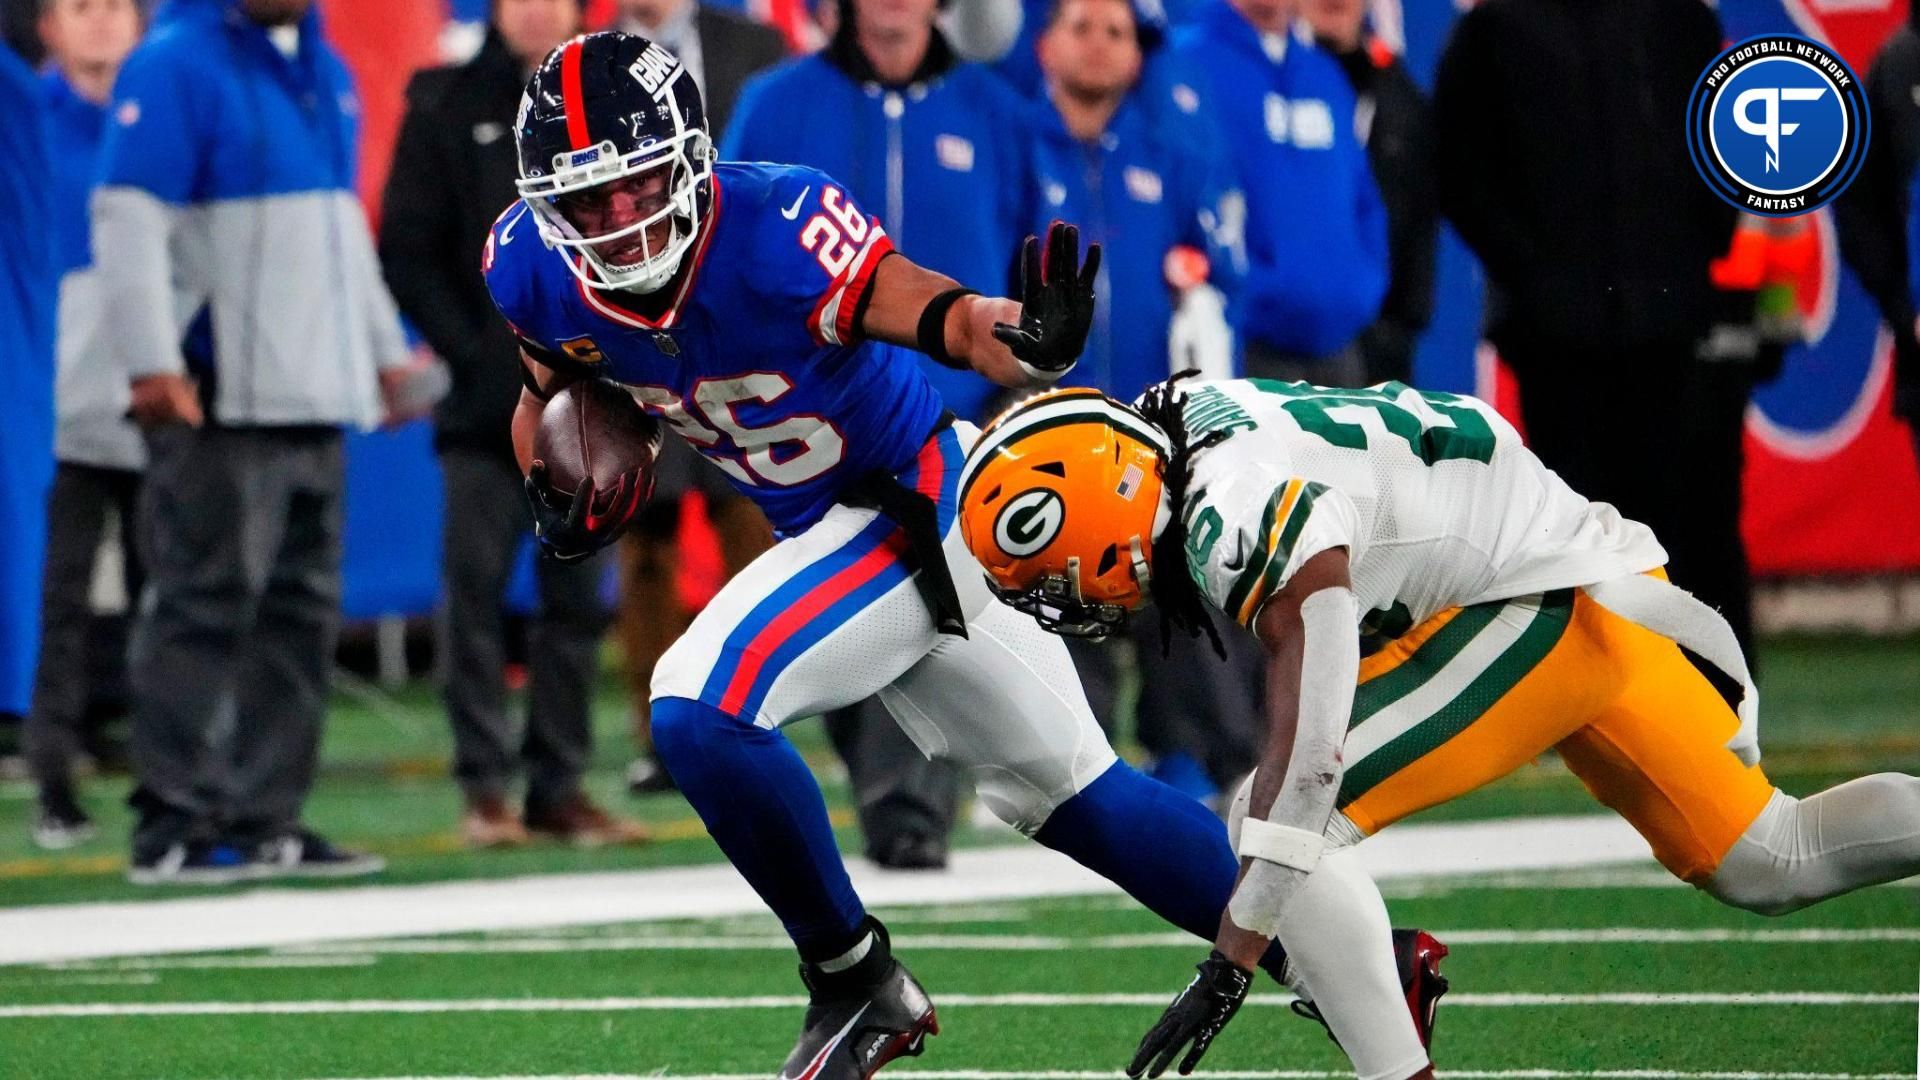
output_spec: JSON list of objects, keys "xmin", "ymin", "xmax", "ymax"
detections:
[{"xmin": 958, "ymin": 375, "xmax": 1920, "ymax": 1080}]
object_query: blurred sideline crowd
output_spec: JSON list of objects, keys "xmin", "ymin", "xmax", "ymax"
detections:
[{"xmin": 1, "ymin": 0, "xmax": 1917, "ymax": 884}]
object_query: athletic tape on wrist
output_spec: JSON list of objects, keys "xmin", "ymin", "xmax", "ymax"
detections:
[
  {"xmin": 1237, "ymin": 818, "xmax": 1327, "ymax": 873},
  {"xmin": 1227, "ymin": 857, "xmax": 1307, "ymax": 939}
]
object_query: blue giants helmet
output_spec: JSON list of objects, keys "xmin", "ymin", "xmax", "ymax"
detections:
[{"xmin": 515, "ymin": 32, "xmax": 714, "ymax": 293}]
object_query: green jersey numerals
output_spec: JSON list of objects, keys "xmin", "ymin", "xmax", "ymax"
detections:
[{"xmin": 1249, "ymin": 379, "xmax": 1497, "ymax": 466}]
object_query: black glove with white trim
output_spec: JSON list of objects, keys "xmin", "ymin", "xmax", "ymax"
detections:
[
  {"xmin": 1126, "ymin": 951, "xmax": 1253, "ymax": 1078},
  {"xmin": 993, "ymin": 221, "xmax": 1100, "ymax": 382}
]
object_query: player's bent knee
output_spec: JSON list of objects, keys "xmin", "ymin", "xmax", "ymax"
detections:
[
  {"xmin": 973, "ymin": 766, "xmax": 1069, "ymax": 836},
  {"xmin": 1702, "ymin": 864, "xmax": 1809, "ymax": 917},
  {"xmin": 1701, "ymin": 792, "xmax": 1812, "ymax": 917},
  {"xmin": 648, "ymin": 696, "xmax": 753, "ymax": 774}
]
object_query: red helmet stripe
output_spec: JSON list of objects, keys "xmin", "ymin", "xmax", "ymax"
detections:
[{"xmin": 561, "ymin": 38, "xmax": 590, "ymax": 150}]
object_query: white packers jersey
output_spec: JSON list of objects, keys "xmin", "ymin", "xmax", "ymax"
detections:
[{"xmin": 1162, "ymin": 379, "xmax": 1668, "ymax": 636}]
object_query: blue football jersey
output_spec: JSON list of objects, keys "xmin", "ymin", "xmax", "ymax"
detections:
[{"xmin": 484, "ymin": 162, "xmax": 946, "ymax": 534}]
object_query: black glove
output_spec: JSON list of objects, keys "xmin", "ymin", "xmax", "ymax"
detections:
[
  {"xmin": 523, "ymin": 461, "xmax": 645, "ymax": 562},
  {"xmin": 1126, "ymin": 951, "xmax": 1253, "ymax": 1078},
  {"xmin": 992, "ymin": 221, "xmax": 1101, "ymax": 381}
]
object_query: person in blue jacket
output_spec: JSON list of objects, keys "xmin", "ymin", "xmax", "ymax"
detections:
[
  {"xmin": 722, "ymin": 0, "xmax": 1031, "ymax": 423},
  {"xmin": 25, "ymin": 0, "xmax": 146, "ymax": 852},
  {"xmin": 1164, "ymin": 0, "xmax": 1386, "ymax": 385},
  {"xmin": 0, "ymin": 37, "xmax": 55, "ymax": 787},
  {"xmin": 1024, "ymin": 0, "xmax": 1258, "ymax": 805},
  {"xmin": 721, "ymin": 0, "xmax": 1036, "ymax": 868},
  {"xmin": 95, "ymin": 0, "xmax": 417, "ymax": 884},
  {"xmin": 1026, "ymin": 0, "xmax": 1240, "ymax": 400}
]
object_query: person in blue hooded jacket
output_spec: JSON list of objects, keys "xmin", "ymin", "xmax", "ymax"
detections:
[
  {"xmin": 721, "ymin": 0, "xmax": 1031, "ymax": 424},
  {"xmin": 1025, "ymin": 0, "xmax": 1241, "ymax": 400},
  {"xmin": 1023, "ymin": 0, "xmax": 1259, "ymax": 805},
  {"xmin": 24, "ymin": 0, "xmax": 146, "ymax": 853},
  {"xmin": 1163, "ymin": 0, "xmax": 1386, "ymax": 385},
  {"xmin": 0, "ymin": 37, "xmax": 55, "ymax": 794}
]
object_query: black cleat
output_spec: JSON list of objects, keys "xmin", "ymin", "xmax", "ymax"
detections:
[
  {"xmin": 253, "ymin": 829, "xmax": 386, "ymax": 879},
  {"xmin": 1290, "ymin": 928, "xmax": 1450, "ymax": 1051},
  {"xmin": 780, "ymin": 922, "xmax": 939, "ymax": 1080},
  {"xmin": 868, "ymin": 832, "xmax": 949, "ymax": 872},
  {"xmin": 625, "ymin": 754, "xmax": 679, "ymax": 796},
  {"xmin": 32, "ymin": 786, "xmax": 96, "ymax": 851}
]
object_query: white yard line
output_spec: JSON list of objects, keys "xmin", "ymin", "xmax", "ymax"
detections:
[
  {"xmin": 293, "ymin": 1072, "xmax": 1916, "ymax": 1080},
  {"xmin": 260, "ymin": 926, "xmax": 1920, "ymax": 960},
  {"xmin": 3, "ymin": 991, "xmax": 1913, "ymax": 1019},
  {"xmin": 0, "ymin": 972, "xmax": 159, "ymax": 988},
  {"xmin": 50, "ymin": 954, "xmax": 379, "ymax": 971},
  {"xmin": 0, "ymin": 815, "xmax": 1659, "ymax": 965}
]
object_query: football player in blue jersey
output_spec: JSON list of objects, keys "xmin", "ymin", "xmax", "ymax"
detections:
[{"xmin": 484, "ymin": 31, "xmax": 1438, "ymax": 1079}]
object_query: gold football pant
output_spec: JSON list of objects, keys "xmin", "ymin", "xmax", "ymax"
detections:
[{"xmin": 1337, "ymin": 582, "xmax": 1774, "ymax": 883}]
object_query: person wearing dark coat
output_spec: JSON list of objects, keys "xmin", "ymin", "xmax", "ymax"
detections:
[
  {"xmin": 607, "ymin": 0, "xmax": 787, "ymax": 800},
  {"xmin": 1303, "ymin": 0, "xmax": 1436, "ymax": 387},
  {"xmin": 1433, "ymin": 0, "xmax": 1750, "ymax": 650},
  {"xmin": 1832, "ymin": 11, "xmax": 1920, "ymax": 440},
  {"xmin": 380, "ymin": 0, "xmax": 649, "ymax": 850}
]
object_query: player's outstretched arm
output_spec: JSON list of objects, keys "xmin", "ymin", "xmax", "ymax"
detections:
[
  {"xmin": 1127, "ymin": 548, "xmax": 1356, "ymax": 1080},
  {"xmin": 1220, "ymin": 547, "xmax": 1359, "ymax": 962},
  {"xmin": 860, "ymin": 222, "xmax": 1100, "ymax": 387}
]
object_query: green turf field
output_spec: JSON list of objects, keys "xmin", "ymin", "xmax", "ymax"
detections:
[
  {"xmin": 0, "ymin": 634, "xmax": 1915, "ymax": 1078},
  {"xmin": 1, "ymin": 883, "xmax": 1916, "ymax": 1079}
]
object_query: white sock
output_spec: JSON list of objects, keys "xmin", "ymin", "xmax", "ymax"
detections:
[
  {"xmin": 1275, "ymin": 846, "xmax": 1430, "ymax": 1080},
  {"xmin": 1707, "ymin": 775, "xmax": 1920, "ymax": 915},
  {"xmin": 818, "ymin": 930, "xmax": 874, "ymax": 973}
]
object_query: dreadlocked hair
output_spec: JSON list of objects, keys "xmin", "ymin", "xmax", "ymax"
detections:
[{"xmin": 1136, "ymin": 370, "xmax": 1228, "ymax": 660}]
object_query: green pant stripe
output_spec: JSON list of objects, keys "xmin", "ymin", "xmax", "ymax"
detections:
[
  {"xmin": 1349, "ymin": 601, "xmax": 1506, "ymax": 728},
  {"xmin": 1337, "ymin": 589, "xmax": 1576, "ymax": 808}
]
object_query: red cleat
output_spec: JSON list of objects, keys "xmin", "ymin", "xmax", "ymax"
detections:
[
  {"xmin": 1289, "ymin": 929, "xmax": 1451, "ymax": 1052},
  {"xmin": 1392, "ymin": 928, "xmax": 1450, "ymax": 1049}
]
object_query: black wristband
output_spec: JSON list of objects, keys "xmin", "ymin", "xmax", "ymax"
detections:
[
  {"xmin": 917, "ymin": 287, "xmax": 980, "ymax": 370},
  {"xmin": 519, "ymin": 351, "xmax": 555, "ymax": 402}
]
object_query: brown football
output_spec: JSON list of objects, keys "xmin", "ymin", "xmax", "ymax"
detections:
[{"xmin": 533, "ymin": 379, "xmax": 663, "ymax": 511}]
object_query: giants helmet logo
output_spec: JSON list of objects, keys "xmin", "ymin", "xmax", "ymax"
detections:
[{"xmin": 629, "ymin": 43, "xmax": 683, "ymax": 100}]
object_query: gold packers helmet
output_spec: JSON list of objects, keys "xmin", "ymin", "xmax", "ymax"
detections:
[{"xmin": 959, "ymin": 388, "xmax": 1172, "ymax": 637}]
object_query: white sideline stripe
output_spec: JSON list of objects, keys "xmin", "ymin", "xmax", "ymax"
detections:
[
  {"xmin": 4, "ymin": 991, "xmax": 1913, "ymax": 1019},
  {"xmin": 296, "ymin": 1073, "xmax": 1916, "ymax": 1080},
  {"xmin": 1437, "ymin": 928, "xmax": 1920, "ymax": 945},
  {"xmin": 0, "ymin": 815, "xmax": 1659, "ymax": 965},
  {"xmin": 51, "ymin": 954, "xmax": 379, "ymax": 971},
  {"xmin": 0, "ymin": 973, "xmax": 159, "ymax": 988},
  {"xmin": 268, "ymin": 926, "xmax": 1920, "ymax": 958}
]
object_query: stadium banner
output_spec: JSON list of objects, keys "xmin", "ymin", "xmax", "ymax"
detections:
[{"xmin": 1396, "ymin": 0, "xmax": 1920, "ymax": 576}]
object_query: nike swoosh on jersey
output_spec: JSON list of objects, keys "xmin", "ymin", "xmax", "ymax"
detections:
[
  {"xmin": 499, "ymin": 205, "xmax": 526, "ymax": 245},
  {"xmin": 781, "ymin": 187, "xmax": 812, "ymax": 220},
  {"xmin": 1219, "ymin": 534, "xmax": 1249, "ymax": 572}
]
